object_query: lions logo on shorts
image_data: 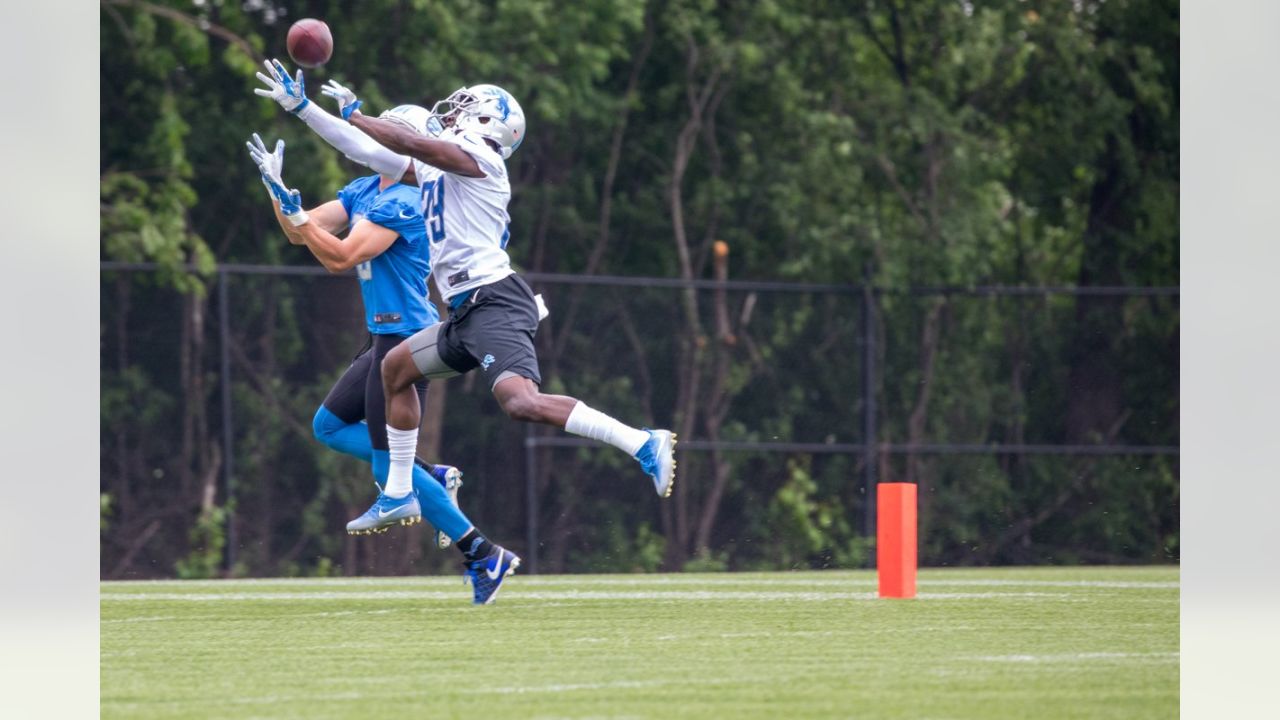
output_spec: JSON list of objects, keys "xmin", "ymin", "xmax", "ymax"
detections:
[{"xmin": 481, "ymin": 354, "xmax": 496, "ymax": 371}]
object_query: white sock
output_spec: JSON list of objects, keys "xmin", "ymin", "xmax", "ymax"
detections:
[
  {"xmin": 384, "ymin": 426, "xmax": 419, "ymax": 498},
  {"xmin": 564, "ymin": 402, "xmax": 650, "ymax": 456}
]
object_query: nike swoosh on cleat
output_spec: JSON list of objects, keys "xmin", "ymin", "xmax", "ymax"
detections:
[
  {"xmin": 376, "ymin": 505, "xmax": 404, "ymax": 519},
  {"xmin": 486, "ymin": 550, "xmax": 505, "ymax": 581}
]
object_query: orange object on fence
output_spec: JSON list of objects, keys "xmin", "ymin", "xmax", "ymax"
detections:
[{"xmin": 877, "ymin": 482, "xmax": 917, "ymax": 599}]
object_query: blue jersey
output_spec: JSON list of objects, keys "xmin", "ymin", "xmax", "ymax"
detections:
[{"xmin": 336, "ymin": 175, "xmax": 439, "ymax": 335}]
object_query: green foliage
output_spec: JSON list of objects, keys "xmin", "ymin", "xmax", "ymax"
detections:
[
  {"xmin": 682, "ymin": 550, "xmax": 729, "ymax": 573},
  {"xmin": 751, "ymin": 460, "xmax": 866, "ymax": 570},
  {"xmin": 100, "ymin": 493, "xmax": 113, "ymax": 532},
  {"xmin": 101, "ymin": 170, "xmax": 214, "ymax": 293},
  {"xmin": 582, "ymin": 521, "xmax": 668, "ymax": 573},
  {"xmin": 175, "ymin": 505, "xmax": 228, "ymax": 580}
]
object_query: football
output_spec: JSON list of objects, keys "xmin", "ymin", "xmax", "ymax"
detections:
[{"xmin": 286, "ymin": 18, "xmax": 333, "ymax": 68}]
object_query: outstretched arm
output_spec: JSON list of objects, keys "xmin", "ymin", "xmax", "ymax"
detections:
[
  {"xmin": 349, "ymin": 111, "xmax": 484, "ymax": 178},
  {"xmin": 270, "ymin": 199, "xmax": 348, "ymax": 246},
  {"xmin": 246, "ymin": 133, "xmax": 398, "ymax": 272},
  {"xmin": 296, "ymin": 103, "xmax": 416, "ymax": 182},
  {"xmin": 254, "ymin": 59, "xmax": 415, "ymax": 181},
  {"xmin": 265, "ymin": 193, "xmax": 387, "ymax": 273},
  {"xmin": 247, "ymin": 133, "xmax": 352, "ymax": 247},
  {"xmin": 293, "ymin": 219, "xmax": 399, "ymax": 273},
  {"xmin": 268, "ymin": 197, "xmax": 396, "ymax": 273}
]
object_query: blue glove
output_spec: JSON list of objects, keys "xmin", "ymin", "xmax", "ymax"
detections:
[
  {"xmin": 254, "ymin": 59, "xmax": 310, "ymax": 115},
  {"xmin": 261, "ymin": 172, "xmax": 303, "ymax": 216},
  {"xmin": 321, "ymin": 79, "xmax": 362, "ymax": 120},
  {"xmin": 246, "ymin": 133, "xmax": 308, "ymax": 224}
]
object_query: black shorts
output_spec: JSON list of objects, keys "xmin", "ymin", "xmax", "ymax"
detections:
[
  {"xmin": 438, "ymin": 274, "xmax": 542, "ymax": 387},
  {"xmin": 321, "ymin": 333, "xmax": 427, "ymax": 450}
]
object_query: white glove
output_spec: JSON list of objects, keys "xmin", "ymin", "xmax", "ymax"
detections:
[
  {"xmin": 320, "ymin": 79, "xmax": 362, "ymax": 120},
  {"xmin": 246, "ymin": 132, "xmax": 286, "ymax": 188},
  {"xmin": 253, "ymin": 58, "xmax": 310, "ymax": 114},
  {"xmin": 245, "ymin": 133, "xmax": 308, "ymax": 225}
]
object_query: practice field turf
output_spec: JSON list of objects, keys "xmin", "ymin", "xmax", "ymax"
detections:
[{"xmin": 101, "ymin": 567, "xmax": 1178, "ymax": 719}]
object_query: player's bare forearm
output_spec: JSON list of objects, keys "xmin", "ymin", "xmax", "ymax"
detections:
[
  {"xmin": 307, "ymin": 200, "xmax": 355, "ymax": 235},
  {"xmin": 293, "ymin": 222, "xmax": 354, "ymax": 273},
  {"xmin": 292, "ymin": 218, "xmax": 396, "ymax": 273},
  {"xmin": 347, "ymin": 113, "xmax": 417, "ymax": 155},
  {"xmin": 350, "ymin": 112, "xmax": 483, "ymax": 177},
  {"xmin": 270, "ymin": 201, "xmax": 307, "ymax": 245},
  {"xmin": 270, "ymin": 200, "xmax": 345, "ymax": 245}
]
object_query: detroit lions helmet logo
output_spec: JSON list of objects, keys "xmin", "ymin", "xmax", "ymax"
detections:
[{"xmin": 490, "ymin": 90, "xmax": 512, "ymax": 121}]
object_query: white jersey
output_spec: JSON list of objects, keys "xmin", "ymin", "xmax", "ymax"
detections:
[{"xmin": 413, "ymin": 130, "xmax": 514, "ymax": 301}]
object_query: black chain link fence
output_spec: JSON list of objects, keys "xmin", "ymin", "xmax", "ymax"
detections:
[{"xmin": 100, "ymin": 263, "xmax": 1178, "ymax": 578}]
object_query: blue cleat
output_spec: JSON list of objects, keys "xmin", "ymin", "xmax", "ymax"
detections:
[
  {"xmin": 424, "ymin": 462, "xmax": 464, "ymax": 549},
  {"xmin": 346, "ymin": 491, "xmax": 422, "ymax": 535},
  {"xmin": 463, "ymin": 545, "xmax": 521, "ymax": 605},
  {"xmin": 634, "ymin": 428, "xmax": 677, "ymax": 498}
]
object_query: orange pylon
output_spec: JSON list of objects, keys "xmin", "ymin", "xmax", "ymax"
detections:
[{"xmin": 877, "ymin": 482, "xmax": 917, "ymax": 599}]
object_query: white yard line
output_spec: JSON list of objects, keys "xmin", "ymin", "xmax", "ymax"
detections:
[
  {"xmin": 967, "ymin": 652, "xmax": 1180, "ymax": 663},
  {"xmin": 100, "ymin": 589, "xmax": 1080, "ymax": 602},
  {"xmin": 492, "ymin": 675, "xmax": 754, "ymax": 695},
  {"xmin": 916, "ymin": 579, "xmax": 1178, "ymax": 589},
  {"xmin": 102, "ymin": 576, "xmax": 1178, "ymax": 591},
  {"xmin": 104, "ymin": 591, "xmax": 470, "ymax": 602},
  {"xmin": 105, "ymin": 691, "xmax": 371, "ymax": 709},
  {"xmin": 492, "ymin": 679, "xmax": 661, "ymax": 694},
  {"xmin": 105, "ymin": 677, "xmax": 741, "ymax": 709}
]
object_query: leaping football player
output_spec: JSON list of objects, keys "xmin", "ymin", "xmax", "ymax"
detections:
[
  {"xmin": 245, "ymin": 104, "xmax": 471, "ymax": 554},
  {"xmin": 255, "ymin": 59, "xmax": 676, "ymax": 605}
]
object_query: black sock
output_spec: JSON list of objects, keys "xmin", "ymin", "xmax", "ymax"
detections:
[{"xmin": 457, "ymin": 529, "xmax": 494, "ymax": 561}]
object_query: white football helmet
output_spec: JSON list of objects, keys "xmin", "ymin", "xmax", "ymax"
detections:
[
  {"xmin": 378, "ymin": 104, "xmax": 445, "ymax": 137},
  {"xmin": 430, "ymin": 84, "xmax": 525, "ymax": 158}
]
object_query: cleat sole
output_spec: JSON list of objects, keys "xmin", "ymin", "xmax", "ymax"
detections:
[
  {"xmin": 348, "ymin": 519, "xmax": 416, "ymax": 536},
  {"xmin": 664, "ymin": 434, "xmax": 678, "ymax": 498},
  {"xmin": 436, "ymin": 468, "xmax": 463, "ymax": 550}
]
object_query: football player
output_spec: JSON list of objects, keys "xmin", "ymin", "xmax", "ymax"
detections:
[
  {"xmin": 255, "ymin": 60, "xmax": 676, "ymax": 605},
  {"xmin": 245, "ymin": 104, "xmax": 469, "ymax": 552}
]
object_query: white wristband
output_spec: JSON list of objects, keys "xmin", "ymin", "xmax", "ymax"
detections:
[{"xmin": 285, "ymin": 210, "xmax": 310, "ymax": 227}]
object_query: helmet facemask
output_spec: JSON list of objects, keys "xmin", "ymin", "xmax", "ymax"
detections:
[{"xmin": 429, "ymin": 88, "xmax": 480, "ymax": 132}]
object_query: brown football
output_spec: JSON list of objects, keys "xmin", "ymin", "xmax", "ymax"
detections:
[{"xmin": 286, "ymin": 18, "xmax": 333, "ymax": 68}]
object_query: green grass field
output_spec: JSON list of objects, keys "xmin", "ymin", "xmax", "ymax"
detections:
[{"xmin": 101, "ymin": 566, "xmax": 1178, "ymax": 719}]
